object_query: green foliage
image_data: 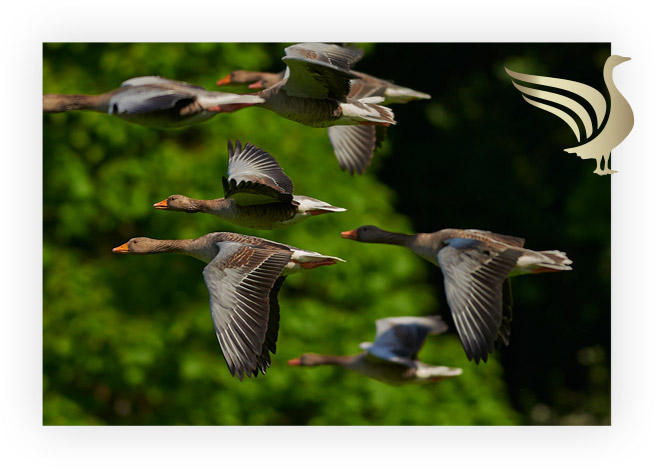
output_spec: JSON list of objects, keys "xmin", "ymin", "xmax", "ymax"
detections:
[{"xmin": 43, "ymin": 43, "xmax": 609, "ymax": 426}]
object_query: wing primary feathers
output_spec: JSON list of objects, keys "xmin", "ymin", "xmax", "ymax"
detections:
[{"xmin": 439, "ymin": 243, "xmax": 522, "ymax": 363}]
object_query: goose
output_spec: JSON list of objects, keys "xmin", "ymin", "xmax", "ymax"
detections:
[
  {"xmin": 288, "ymin": 316, "xmax": 462, "ymax": 385},
  {"xmin": 43, "ymin": 76, "xmax": 264, "ymax": 128},
  {"xmin": 340, "ymin": 225, "xmax": 572, "ymax": 364},
  {"xmin": 153, "ymin": 140, "xmax": 346, "ymax": 230},
  {"xmin": 217, "ymin": 44, "xmax": 430, "ymax": 175},
  {"xmin": 505, "ymin": 55, "xmax": 634, "ymax": 175},
  {"xmin": 248, "ymin": 43, "xmax": 396, "ymax": 175},
  {"xmin": 112, "ymin": 232, "xmax": 345, "ymax": 380}
]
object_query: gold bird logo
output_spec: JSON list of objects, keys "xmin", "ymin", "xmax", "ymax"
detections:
[{"xmin": 505, "ymin": 55, "xmax": 634, "ymax": 176}]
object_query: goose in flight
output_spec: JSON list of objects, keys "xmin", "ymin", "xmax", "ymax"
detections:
[
  {"xmin": 340, "ymin": 225, "xmax": 572, "ymax": 364},
  {"xmin": 505, "ymin": 55, "xmax": 634, "ymax": 175},
  {"xmin": 153, "ymin": 140, "xmax": 346, "ymax": 230},
  {"xmin": 288, "ymin": 316, "xmax": 462, "ymax": 384},
  {"xmin": 250, "ymin": 43, "xmax": 396, "ymax": 175},
  {"xmin": 217, "ymin": 43, "xmax": 429, "ymax": 175},
  {"xmin": 43, "ymin": 76, "xmax": 264, "ymax": 128},
  {"xmin": 112, "ymin": 232, "xmax": 345, "ymax": 380}
]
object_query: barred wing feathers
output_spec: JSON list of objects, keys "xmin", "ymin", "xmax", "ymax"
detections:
[
  {"xmin": 203, "ymin": 242, "xmax": 291, "ymax": 380},
  {"xmin": 223, "ymin": 140, "xmax": 294, "ymax": 206}
]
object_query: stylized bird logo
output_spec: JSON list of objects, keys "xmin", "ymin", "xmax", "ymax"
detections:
[{"xmin": 505, "ymin": 55, "xmax": 634, "ymax": 175}]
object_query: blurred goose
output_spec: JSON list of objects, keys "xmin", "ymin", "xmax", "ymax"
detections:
[
  {"xmin": 112, "ymin": 232, "xmax": 344, "ymax": 380},
  {"xmin": 340, "ymin": 225, "xmax": 572, "ymax": 364},
  {"xmin": 217, "ymin": 70, "xmax": 283, "ymax": 90},
  {"xmin": 154, "ymin": 140, "xmax": 346, "ymax": 230},
  {"xmin": 288, "ymin": 316, "xmax": 462, "ymax": 384},
  {"xmin": 43, "ymin": 76, "xmax": 264, "ymax": 128},
  {"xmin": 505, "ymin": 55, "xmax": 634, "ymax": 175}
]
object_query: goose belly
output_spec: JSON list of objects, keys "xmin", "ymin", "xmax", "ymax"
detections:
[
  {"xmin": 263, "ymin": 93, "xmax": 340, "ymax": 127},
  {"xmin": 115, "ymin": 107, "xmax": 216, "ymax": 128},
  {"xmin": 225, "ymin": 203, "xmax": 297, "ymax": 230}
]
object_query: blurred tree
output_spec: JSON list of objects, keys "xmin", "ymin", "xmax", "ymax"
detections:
[{"xmin": 43, "ymin": 42, "xmax": 609, "ymax": 425}]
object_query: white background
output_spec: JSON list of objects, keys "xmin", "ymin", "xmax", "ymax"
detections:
[{"xmin": 2, "ymin": 0, "xmax": 668, "ymax": 467}]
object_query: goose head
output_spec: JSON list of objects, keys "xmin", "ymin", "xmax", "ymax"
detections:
[
  {"xmin": 153, "ymin": 195, "xmax": 201, "ymax": 213},
  {"xmin": 287, "ymin": 353, "xmax": 329, "ymax": 366},
  {"xmin": 341, "ymin": 225, "xmax": 395, "ymax": 243},
  {"xmin": 112, "ymin": 237, "xmax": 160, "ymax": 254},
  {"xmin": 217, "ymin": 70, "xmax": 282, "ymax": 89}
]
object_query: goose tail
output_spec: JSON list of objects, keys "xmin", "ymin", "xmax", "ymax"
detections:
[
  {"xmin": 293, "ymin": 195, "xmax": 347, "ymax": 215},
  {"xmin": 340, "ymin": 100, "xmax": 396, "ymax": 125},
  {"xmin": 532, "ymin": 250, "xmax": 573, "ymax": 273},
  {"xmin": 513, "ymin": 249, "xmax": 573, "ymax": 275},
  {"xmin": 384, "ymin": 85, "xmax": 431, "ymax": 103}
]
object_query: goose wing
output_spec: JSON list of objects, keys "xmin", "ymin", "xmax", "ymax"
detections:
[
  {"xmin": 109, "ymin": 85, "xmax": 197, "ymax": 115},
  {"xmin": 505, "ymin": 67, "xmax": 607, "ymax": 142},
  {"xmin": 222, "ymin": 140, "xmax": 294, "ymax": 206},
  {"xmin": 359, "ymin": 316, "xmax": 448, "ymax": 366},
  {"xmin": 327, "ymin": 126, "xmax": 377, "ymax": 175},
  {"xmin": 281, "ymin": 43, "xmax": 360, "ymax": 101},
  {"xmin": 348, "ymin": 73, "xmax": 390, "ymax": 100},
  {"xmin": 120, "ymin": 76, "xmax": 207, "ymax": 92},
  {"xmin": 437, "ymin": 238, "xmax": 522, "ymax": 364},
  {"xmin": 496, "ymin": 278, "xmax": 514, "ymax": 348},
  {"xmin": 203, "ymin": 241, "xmax": 292, "ymax": 380}
]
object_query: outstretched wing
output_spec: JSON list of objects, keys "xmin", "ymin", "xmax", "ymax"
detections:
[
  {"xmin": 327, "ymin": 126, "xmax": 377, "ymax": 175},
  {"xmin": 437, "ymin": 238, "xmax": 522, "ymax": 364},
  {"xmin": 108, "ymin": 86, "xmax": 196, "ymax": 115},
  {"xmin": 282, "ymin": 43, "xmax": 359, "ymax": 101},
  {"xmin": 120, "ymin": 76, "xmax": 207, "ymax": 91},
  {"xmin": 359, "ymin": 316, "xmax": 448, "ymax": 366},
  {"xmin": 203, "ymin": 242, "xmax": 291, "ymax": 381},
  {"xmin": 505, "ymin": 66, "xmax": 607, "ymax": 142},
  {"xmin": 222, "ymin": 140, "xmax": 294, "ymax": 206}
]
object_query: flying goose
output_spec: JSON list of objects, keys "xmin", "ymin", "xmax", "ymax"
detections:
[
  {"xmin": 340, "ymin": 225, "xmax": 572, "ymax": 364},
  {"xmin": 112, "ymin": 232, "xmax": 345, "ymax": 380},
  {"xmin": 43, "ymin": 76, "xmax": 264, "ymax": 128},
  {"xmin": 288, "ymin": 316, "xmax": 462, "ymax": 385},
  {"xmin": 505, "ymin": 55, "xmax": 634, "ymax": 175},
  {"xmin": 217, "ymin": 44, "xmax": 430, "ymax": 175},
  {"xmin": 248, "ymin": 43, "xmax": 396, "ymax": 175},
  {"xmin": 154, "ymin": 140, "xmax": 346, "ymax": 230}
]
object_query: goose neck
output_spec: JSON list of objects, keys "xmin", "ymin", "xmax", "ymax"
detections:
[{"xmin": 43, "ymin": 93, "xmax": 110, "ymax": 112}]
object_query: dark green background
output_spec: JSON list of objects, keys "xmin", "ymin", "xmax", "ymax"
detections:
[{"xmin": 43, "ymin": 43, "xmax": 610, "ymax": 425}]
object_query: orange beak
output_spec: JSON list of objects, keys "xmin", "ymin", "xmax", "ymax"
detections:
[
  {"xmin": 153, "ymin": 199, "xmax": 169, "ymax": 210},
  {"xmin": 287, "ymin": 357, "xmax": 302, "ymax": 366},
  {"xmin": 340, "ymin": 230, "xmax": 358, "ymax": 240},
  {"xmin": 112, "ymin": 242, "xmax": 130, "ymax": 253},
  {"xmin": 216, "ymin": 74, "xmax": 232, "ymax": 86},
  {"xmin": 248, "ymin": 80, "xmax": 264, "ymax": 89}
]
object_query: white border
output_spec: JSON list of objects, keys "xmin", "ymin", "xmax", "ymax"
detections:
[{"xmin": 3, "ymin": 0, "xmax": 669, "ymax": 467}]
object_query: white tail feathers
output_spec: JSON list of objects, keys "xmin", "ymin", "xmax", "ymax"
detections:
[
  {"xmin": 340, "ymin": 101, "xmax": 396, "ymax": 125},
  {"xmin": 536, "ymin": 250, "xmax": 573, "ymax": 270},
  {"xmin": 293, "ymin": 196, "xmax": 347, "ymax": 214},
  {"xmin": 384, "ymin": 85, "xmax": 431, "ymax": 103}
]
